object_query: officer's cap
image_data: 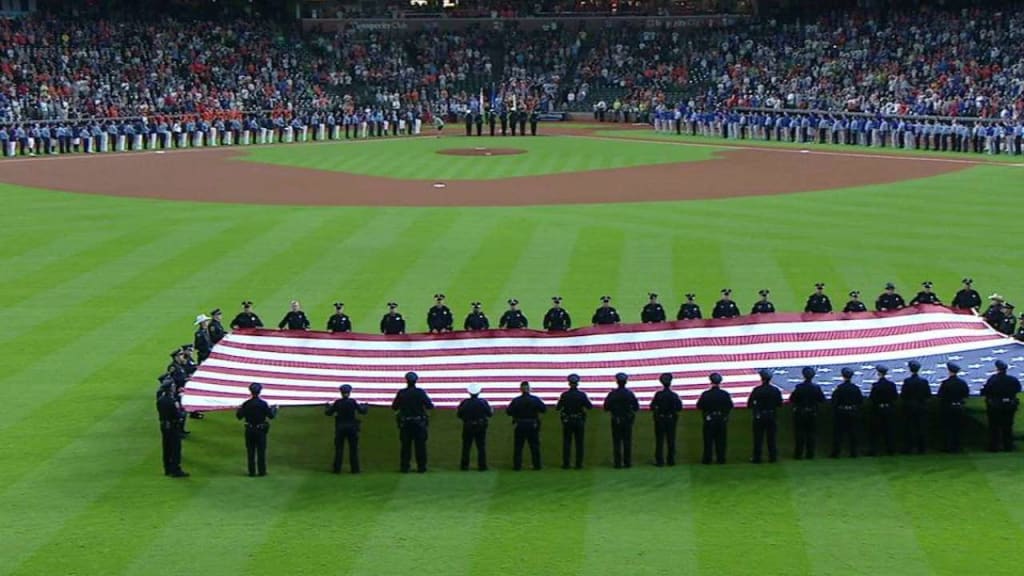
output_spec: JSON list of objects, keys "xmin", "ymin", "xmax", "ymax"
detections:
[
  {"xmin": 685, "ymin": 293, "xmax": 696, "ymax": 300},
  {"xmin": 181, "ymin": 343, "xmax": 194, "ymax": 352},
  {"xmin": 709, "ymin": 372, "xmax": 723, "ymax": 385},
  {"xmin": 567, "ymin": 373, "xmax": 580, "ymax": 384},
  {"xmin": 405, "ymin": 371, "xmax": 419, "ymax": 383},
  {"xmin": 471, "ymin": 301, "xmax": 481, "ymax": 308},
  {"xmin": 434, "ymin": 293, "xmax": 445, "ymax": 301},
  {"xmin": 884, "ymin": 282, "xmax": 896, "ymax": 290},
  {"xmin": 922, "ymin": 281, "xmax": 933, "ymax": 289},
  {"xmin": 159, "ymin": 378, "xmax": 173, "ymax": 391},
  {"xmin": 962, "ymin": 278, "xmax": 973, "ymax": 286},
  {"xmin": 210, "ymin": 308, "xmax": 222, "ymax": 316},
  {"xmin": 908, "ymin": 360, "xmax": 921, "ymax": 372},
  {"xmin": 170, "ymin": 348, "xmax": 183, "ymax": 358},
  {"xmin": 340, "ymin": 384, "xmax": 353, "ymax": 393},
  {"xmin": 615, "ymin": 372, "xmax": 628, "ymax": 384},
  {"xmin": 721, "ymin": 288, "xmax": 732, "ymax": 296},
  {"xmin": 849, "ymin": 290, "xmax": 861, "ymax": 298},
  {"xmin": 600, "ymin": 296, "xmax": 611, "ymax": 303},
  {"xmin": 659, "ymin": 373, "xmax": 673, "ymax": 385},
  {"xmin": 249, "ymin": 382, "xmax": 263, "ymax": 394},
  {"xmin": 552, "ymin": 296, "xmax": 562, "ymax": 303},
  {"xmin": 758, "ymin": 289, "xmax": 770, "ymax": 297},
  {"xmin": 841, "ymin": 367, "xmax": 854, "ymax": 378},
  {"xmin": 387, "ymin": 301, "xmax": 398, "ymax": 309},
  {"xmin": 334, "ymin": 302, "xmax": 344, "ymax": 309},
  {"xmin": 467, "ymin": 383, "xmax": 483, "ymax": 395},
  {"xmin": 648, "ymin": 292, "xmax": 658, "ymax": 300},
  {"xmin": 508, "ymin": 298, "xmax": 519, "ymax": 306},
  {"xmin": 947, "ymin": 362, "xmax": 961, "ymax": 373},
  {"xmin": 1005, "ymin": 303, "xmax": 1016, "ymax": 310},
  {"xmin": 815, "ymin": 282, "xmax": 825, "ymax": 290},
  {"xmin": 875, "ymin": 364, "xmax": 888, "ymax": 374},
  {"xmin": 995, "ymin": 360, "xmax": 1008, "ymax": 371},
  {"xmin": 802, "ymin": 366, "xmax": 816, "ymax": 379},
  {"xmin": 758, "ymin": 369, "xmax": 773, "ymax": 381}
]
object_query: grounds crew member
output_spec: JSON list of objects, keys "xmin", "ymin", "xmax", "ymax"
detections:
[
  {"xmin": 677, "ymin": 293, "xmax": 702, "ymax": 319},
  {"xmin": 909, "ymin": 281, "xmax": 942, "ymax": 306},
  {"xmin": 592, "ymin": 295, "xmax": 621, "ymax": 326},
  {"xmin": 463, "ymin": 301, "xmax": 490, "ymax": 331},
  {"xmin": 650, "ymin": 372, "xmax": 683, "ymax": 466},
  {"xmin": 747, "ymin": 369, "xmax": 783, "ymax": 463},
  {"xmin": 875, "ymin": 282, "xmax": 906, "ymax": 312},
  {"xmin": 193, "ymin": 313, "xmax": 213, "ymax": 362},
  {"xmin": 391, "ymin": 371, "xmax": 434, "ymax": 473},
  {"xmin": 697, "ymin": 372, "xmax": 733, "ymax": 464},
  {"xmin": 427, "ymin": 293, "xmax": 454, "ymax": 333},
  {"xmin": 951, "ymin": 277, "xmax": 981, "ymax": 310},
  {"xmin": 157, "ymin": 377, "xmax": 188, "ymax": 477},
  {"xmin": 937, "ymin": 363, "xmax": 970, "ymax": 453},
  {"xmin": 543, "ymin": 296, "xmax": 572, "ymax": 331},
  {"xmin": 843, "ymin": 290, "xmax": 868, "ymax": 313},
  {"xmin": 506, "ymin": 381, "xmax": 547, "ymax": 470},
  {"xmin": 231, "ymin": 300, "xmax": 263, "ymax": 329},
  {"xmin": 603, "ymin": 372, "xmax": 640, "ymax": 469},
  {"xmin": 499, "ymin": 298, "xmax": 528, "ymax": 329},
  {"xmin": 278, "ymin": 300, "xmax": 311, "ymax": 330},
  {"xmin": 325, "ymin": 384, "xmax": 368, "ymax": 473},
  {"xmin": 981, "ymin": 360, "xmax": 1022, "ymax": 452},
  {"xmin": 830, "ymin": 368, "xmax": 864, "ymax": 458},
  {"xmin": 555, "ymin": 373, "xmax": 593, "ymax": 469},
  {"xmin": 868, "ymin": 365, "xmax": 898, "ymax": 456},
  {"xmin": 901, "ymin": 360, "xmax": 932, "ymax": 454},
  {"xmin": 380, "ymin": 302, "xmax": 406, "ymax": 335},
  {"xmin": 208, "ymin": 308, "xmax": 227, "ymax": 345},
  {"xmin": 804, "ymin": 282, "xmax": 833, "ymax": 313},
  {"xmin": 641, "ymin": 292, "xmax": 666, "ymax": 323},
  {"xmin": 750, "ymin": 289, "xmax": 776, "ymax": 314},
  {"xmin": 327, "ymin": 302, "xmax": 352, "ymax": 333},
  {"xmin": 790, "ymin": 366, "xmax": 826, "ymax": 459},
  {"xmin": 457, "ymin": 383, "xmax": 493, "ymax": 471},
  {"xmin": 712, "ymin": 289, "xmax": 740, "ymax": 319},
  {"xmin": 236, "ymin": 382, "xmax": 278, "ymax": 477}
]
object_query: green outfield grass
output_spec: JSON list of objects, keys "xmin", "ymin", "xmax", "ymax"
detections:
[{"xmin": 2, "ymin": 137, "xmax": 1024, "ymax": 576}]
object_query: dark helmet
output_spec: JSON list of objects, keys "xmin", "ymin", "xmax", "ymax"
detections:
[{"xmin": 567, "ymin": 373, "xmax": 580, "ymax": 385}]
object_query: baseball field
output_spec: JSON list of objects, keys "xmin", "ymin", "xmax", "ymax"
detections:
[{"xmin": 2, "ymin": 124, "xmax": 1024, "ymax": 575}]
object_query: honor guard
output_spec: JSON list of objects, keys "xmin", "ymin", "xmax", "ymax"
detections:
[
  {"xmin": 843, "ymin": 290, "xmax": 868, "ymax": 313},
  {"xmin": 179, "ymin": 344, "xmax": 198, "ymax": 377},
  {"xmin": 463, "ymin": 302, "xmax": 490, "ymax": 331},
  {"xmin": 697, "ymin": 373, "xmax": 733, "ymax": 464},
  {"xmin": 804, "ymin": 282, "xmax": 833, "ymax": 313},
  {"xmin": 427, "ymin": 293, "xmax": 454, "ymax": 333},
  {"xmin": 867, "ymin": 365, "xmax": 898, "ymax": 456},
  {"xmin": 506, "ymin": 381, "xmax": 547, "ymax": 470},
  {"xmin": 278, "ymin": 300, "xmax": 311, "ymax": 330},
  {"xmin": 499, "ymin": 108, "xmax": 509, "ymax": 136},
  {"xmin": 909, "ymin": 281, "xmax": 942, "ymax": 306},
  {"xmin": 487, "ymin": 107, "xmax": 496, "ymax": 136},
  {"xmin": 677, "ymin": 293, "xmax": 702, "ymax": 320},
  {"xmin": 208, "ymin": 308, "xmax": 227, "ymax": 345},
  {"xmin": 712, "ymin": 289, "xmax": 741, "ymax": 319},
  {"xmin": 982, "ymin": 294, "xmax": 1006, "ymax": 330},
  {"xmin": 936, "ymin": 363, "xmax": 969, "ymax": 453},
  {"xmin": 543, "ymin": 296, "xmax": 572, "ymax": 331},
  {"xmin": 997, "ymin": 304, "xmax": 1017, "ymax": 336},
  {"xmin": 830, "ymin": 368, "xmax": 864, "ymax": 458},
  {"xmin": 748, "ymin": 369, "xmax": 783, "ymax": 463},
  {"xmin": 641, "ymin": 293, "xmax": 666, "ymax": 323},
  {"xmin": 499, "ymin": 298, "xmax": 529, "ymax": 329},
  {"xmin": 474, "ymin": 110, "xmax": 484, "ymax": 136},
  {"xmin": 529, "ymin": 108, "xmax": 539, "ymax": 136},
  {"xmin": 193, "ymin": 314, "xmax": 213, "ymax": 363},
  {"xmin": 325, "ymin": 384, "xmax": 368, "ymax": 473},
  {"xmin": 327, "ymin": 302, "xmax": 352, "ymax": 333},
  {"xmin": 556, "ymin": 373, "xmax": 593, "ymax": 469},
  {"xmin": 650, "ymin": 373, "xmax": 683, "ymax": 466},
  {"xmin": 592, "ymin": 296, "xmax": 621, "ymax": 326},
  {"xmin": 603, "ymin": 373, "xmax": 640, "ymax": 469},
  {"xmin": 790, "ymin": 367, "xmax": 826, "ymax": 459},
  {"xmin": 235, "ymin": 382, "xmax": 277, "ymax": 477},
  {"xmin": 391, "ymin": 372, "xmax": 434, "ymax": 472},
  {"xmin": 166, "ymin": 348, "xmax": 189, "ymax": 391},
  {"xmin": 951, "ymin": 278, "xmax": 982, "ymax": 311},
  {"xmin": 981, "ymin": 360, "xmax": 1022, "ymax": 452},
  {"xmin": 901, "ymin": 361, "xmax": 932, "ymax": 454},
  {"xmin": 750, "ymin": 289, "xmax": 776, "ymax": 314},
  {"xmin": 875, "ymin": 282, "xmax": 906, "ymax": 312},
  {"xmin": 380, "ymin": 302, "xmax": 406, "ymax": 335},
  {"xmin": 517, "ymin": 109, "xmax": 527, "ymax": 135},
  {"xmin": 457, "ymin": 383, "xmax": 493, "ymax": 471},
  {"xmin": 231, "ymin": 300, "xmax": 264, "ymax": 330},
  {"xmin": 157, "ymin": 377, "xmax": 188, "ymax": 477}
]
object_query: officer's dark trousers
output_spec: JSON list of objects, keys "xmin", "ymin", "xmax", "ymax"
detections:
[
  {"xmin": 333, "ymin": 426, "xmax": 360, "ymax": 473},
  {"xmin": 793, "ymin": 412, "xmax": 818, "ymax": 459},
  {"xmin": 465, "ymin": 121, "xmax": 472, "ymax": 136},
  {"xmin": 702, "ymin": 418, "xmax": 727, "ymax": 464},
  {"xmin": 161, "ymin": 425, "xmax": 182, "ymax": 474},
  {"xmin": 610, "ymin": 418, "xmax": 634, "ymax": 468},
  {"xmin": 869, "ymin": 408, "xmax": 895, "ymax": 455},
  {"xmin": 561, "ymin": 421, "xmax": 585, "ymax": 468},
  {"xmin": 460, "ymin": 424, "xmax": 487, "ymax": 470},
  {"xmin": 513, "ymin": 421, "xmax": 541, "ymax": 470},
  {"xmin": 752, "ymin": 413, "xmax": 777, "ymax": 462},
  {"xmin": 400, "ymin": 422, "xmax": 428, "ymax": 472},
  {"xmin": 987, "ymin": 408, "xmax": 1016, "ymax": 452},
  {"xmin": 904, "ymin": 407, "xmax": 927, "ymax": 453},
  {"xmin": 831, "ymin": 411, "xmax": 859, "ymax": 457},
  {"xmin": 941, "ymin": 406, "xmax": 964, "ymax": 452},
  {"xmin": 244, "ymin": 427, "xmax": 268, "ymax": 476},
  {"xmin": 653, "ymin": 416, "xmax": 678, "ymax": 466}
]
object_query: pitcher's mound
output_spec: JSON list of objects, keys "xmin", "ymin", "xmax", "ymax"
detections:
[{"xmin": 437, "ymin": 148, "xmax": 526, "ymax": 157}]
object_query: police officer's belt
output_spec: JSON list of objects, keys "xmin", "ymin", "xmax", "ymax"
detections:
[
  {"xmin": 561, "ymin": 413, "xmax": 585, "ymax": 423},
  {"xmin": 654, "ymin": 412, "xmax": 677, "ymax": 420},
  {"xmin": 837, "ymin": 405, "xmax": 859, "ymax": 412},
  {"xmin": 515, "ymin": 418, "xmax": 538, "ymax": 426},
  {"xmin": 246, "ymin": 422, "xmax": 269, "ymax": 431},
  {"xmin": 876, "ymin": 403, "xmax": 892, "ymax": 409},
  {"xmin": 754, "ymin": 410, "xmax": 776, "ymax": 419},
  {"xmin": 705, "ymin": 411, "xmax": 726, "ymax": 420},
  {"xmin": 466, "ymin": 418, "xmax": 488, "ymax": 427},
  {"xmin": 948, "ymin": 401, "xmax": 964, "ymax": 408},
  {"xmin": 401, "ymin": 416, "xmax": 427, "ymax": 424},
  {"xmin": 160, "ymin": 420, "xmax": 176, "ymax": 430},
  {"xmin": 795, "ymin": 406, "xmax": 817, "ymax": 414}
]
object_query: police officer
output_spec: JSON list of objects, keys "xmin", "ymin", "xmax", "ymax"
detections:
[
  {"xmin": 997, "ymin": 304, "xmax": 1017, "ymax": 336},
  {"xmin": 875, "ymin": 282, "xmax": 906, "ymax": 312},
  {"xmin": 208, "ymin": 308, "xmax": 227, "ymax": 345},
  {"xmin": 506, "ymin": 381, "xmax": 547, "ymax": 470},
  {"xmin": 909, "ymin": 281, "xmax": 942, "ymax": 306},
  {"xmin": 463, "ymin": 301, "xmax": 490, "ymax": 331},
  {"xmin": 592, "ymin": 296, "xmax": 621, "ymax": 326},
  {"xmin": 712, "ymin": 289, "xmax": 740, "ymax": 319},
  {"xmin": 604, "ymin": 373, "xmax": 639, "ymax": 469},
  {"xmin": 380, "ymin": 302, "xmax": 406, "ymax": 335},
  {"xmin": 499, "ymin": 107, "xmax": 509, "ymax": 136},
  {"xmin": 231, "ymin": 300, "xmax": 263, "ymax": 329},
  {"xmin": 157, "ymin": 377, "xmax": 188, "ymax": 477},
  {"xmin": 951, "ymin": 278, "xmax": 982, "ymax": 311},
  {"xmin": 556, "ymin": 373, "xmax": 593, "ymax": 469},
  {"xmin": 529, "ymin": 108, "xmax": 540, "ymax": 136},
  {"xmin": 1016, "ymin": 313, "xmax": 1024, "ymax": 342},
  {"xmin": 543, "ymin": 296, "xmax": 572, "ymax": 331},
  {"xmin": 790, "ymin": 366, "xmax": 826, "ymax": 459},
  {"xmin": 843, "ymin": 290, "xmax": 868, "ymax": 313},
  {"xmin": 650, "ymin": 372, "xmax": 683, "ymax": 466},
  {"xmin": 325, "ymin": 384, "xmax": 368, "ymax": 473},
  {"xmin": 868, "ymin": 365, "xmax": 898, "ymax": 456},
  {"xmin": 278, "ymin": 300, "xmax": 311, "ymax": 330},
  {"xmin": 983, "ymin": 294, "xmax": 1006, "ymax": 330},
  {"xmin": 464, "ymin": 109, "xmax": 474, "ymax": 136},
  {"xmin": 427, "ymin": 293, "xmax": 454, "ymax": 333},
  {"xmin": 517, "ymin": 109, "xmax": 528, "ymax": 136},
  {"xmin": 937, "ymin": 363, "xmax": 969, "ymax": 453},
  {"xmin": 981, "ymin": 360, "xmax": 1022, "ymax": 452},
  {"xmin": 487, "ymin": 106, "xmax": 496, "ymax": 136},
  {"xmin": 804, "ymin": 282, "xmax": 833, "ymax": 313},
  {"xmin": 697, "ymin": 372, "xmax": 733, "ymax": 464},
  {"xmin": 677, "ymin": 293, "xmax": 702, "ymax": 320},
  {"xmin": 830, "ymin": 368, "xmax": 864, "ymax": 458},
  {"xmin": 327, "ymin": 302, "xmax": 352, "ymax": 333},
  {"xmin": 641, "ymin": 293, "xmax": 666, "ymax": 323},
  {"xmin": 391, "ymin": 372, "xmax": 434, "ymax": 473},
  {"xmin": 236, "ymin": 382, "xmax": 277, "ymax": 477},
  {"xmin": 751, "ymin": 289, "xmax": 775, "ymax": 314},
  {"xmin": 900, "ymin": 360, "xmax": 932, "ymax": 454},
  {"xmin": 748, "ymin": 369, "xmax": 783, "ymax": 463},
  {"xmin": 456, "ymin": 383, "xmax": 493, "ymax": 471},
  {"xmin": 193, "ymin": 314, "xmax": 213, "ymax": 363},
  {"xmin": 499, "ymin": 298, "xmax": 528, "ymax": 329}
]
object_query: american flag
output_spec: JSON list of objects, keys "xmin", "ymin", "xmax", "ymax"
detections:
[{"xmin": 181, "ymin": 305, "xmax": 1024, "ymax": 412}]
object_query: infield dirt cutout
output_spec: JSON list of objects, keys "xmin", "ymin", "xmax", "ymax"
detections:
[{"xmin": 0, "ymin": 126, "xmax": 969, "ymax": 206}]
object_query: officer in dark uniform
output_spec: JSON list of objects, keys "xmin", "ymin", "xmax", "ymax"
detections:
[
  {"xmin": 499, "ymin": 298, "xmax": 528, "ymax": 329},
  {"xmin": 641, "ymin": 293, "xmax": 666, "ymax": 323},
  {"xmin": 1016, "ymin": 314, "xmax": 1024, "ymax": 342},
  {"xmin": 278, "ymin": 300, "xmax": 311, "ymax": 330},
  {"xmin": 750, "ymin": 289, "xmax": 775, "ymax": 314},
  {"xmin": 843, "ymin": 290, "xmax": 868, "ymax": 313},
  {"xmin": 193, "ymin": 314, "xmax": 213, "ymax": 363},
  {"xmin": 556, "ymin": 373, "xmax": 593, "ymax": 469},
  {"xmin": 457, "ymin": 383, "xmax": 493, "ymax": 471},
  {"xmin": 327, "ymin": 302, "xmax": 352, "ymax": 333},
  {"xmin": 830, "ymin": 368, "xmax": 864, "ymax": 458},
  {"xmin": 543, "ymin": 296, "xmax": 571, "ymax": 331},
  {"xmin": 650, "ymin": 372, "xmax": 683, "ymax": 466},
  {"xmin": 981, "ymin": 360, "xmax": 1022, "ymax": 452},
  {"xmin": 499, "ymin": 107, "xmax": 509, "ymax": 136},
  {"xmin": 900, "ymin": 360, "xmax": 931, "ymax": 453},
  {"xmin": 951, "ymin": 278, "xmax": 982, "ymax": 311},
  {"xmin": 427, "ymin": 293, "xmax": 454, "ymax": 333},
  {"xmin": 997, "ymin": 304, "xmax": 1017, "ymax": 336},
  {"xmin": 208, "ymin": 309, "xmax": 227, "ymax": 345},
  {"xmin": 178, "ymin": 345, "xmax": 198, "ymax": 377},
  {"xmin": 875, "ymin": 282, "xmax": 906, "ymax": 312},
  {"xmin": 696, "ymin": 372, "xmax": 733, "ymax": 464},
  {"xmin": 487, "ymin": 107, "xmax": 496, "ymax": 136},
  {"xmin": 867, "ymin": 365, "xmax": 898, "ymax": 456},
  {"xmin": 677, "ymin": 293, "xmax": 702, "ymax": 320},
  {"xmin": 790, "ymin": 366, "xmax": 826, "ymax": 459},
  {"xmin": 510, "ymin": 107, "xmax": 518, "ymax": 136},
  {"xmin": 474, "ymin": 109, "xmax": 484, "ymax": 136},
  {"xmin": 166, "ymin": 348, "xmax": 189, "ymax": 390},
  {"xmin": 506, "ymin": 381, "xmax": 547, "ymax": 470},
  {"xmin": 936, "ymin": 362, "xmax": 969, "ymax": 453},
  {"xmin": 603, "ymin": 373, "xmax": 639, "ymax": 469},
  {"xmin": 325, "ymin": 384, "xmax": 368, "ymax": 473},
  {"xmin": 157, "ymin": 377, "xmax": 188, "ymax": 477},
  {"xmin": 391, "ymin": 371, "xmax": 434, "ymax": 472},
  {"xmin": 464, "ymin": 110, "xmax": 473, "ymax": 136},
  {"xmin": 380, "ymin": 302, "xmax": 406, "ymax": 335},
  {"xmin": 463, "ymin": 302, "xmax": 490, "ymax": 331},
  {"xmin": 909, "ymin": 281, "xmax": 942, "ymax": 306},
  {"xmin": 748, "ymin": 369, "xmax": 783, "ymax": 463},
  {"xmin": 517, "ymin": 109, "xmax": 527, "ymax": 136},
  {"xmin": 712, "ymin": 289, "xmax": 740, "ymax": 319},
  {"xmin": 592, "ymin": 296, "xmax": 621, "ymax": 326},
  {"xmin": 529, "ymin": 108, "xmax": 539, "ymax": 136},
  {"xmin": 804, "ymin": 282, "xmax": 833, "ymax": 313},
  {"xmin": 231, "ymin": 300, "xmax": 263, "ymax": 329},
  {"xmin": 235, "ymin": 382, "xmax": 277, "ymax": 477},
  {"xmin": 983, "ymin": 294, "xmax": 1006, "ymax": 330}
]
